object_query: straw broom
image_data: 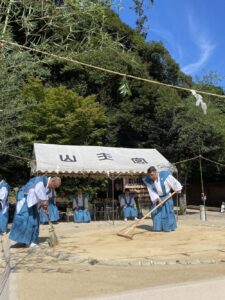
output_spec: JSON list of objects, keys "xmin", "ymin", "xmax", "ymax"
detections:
[
  {"xmin": 117, "ymin": 191, "xmax": 177, "ymax": 240},
  {"xmin": 45, "ymin": 207, "xmax": 59, "ymax": 247}
]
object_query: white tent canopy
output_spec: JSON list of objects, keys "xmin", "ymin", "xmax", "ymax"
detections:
[{"xmin": 31, "ymin": 143, "xmax": 173, "ymax": 177}]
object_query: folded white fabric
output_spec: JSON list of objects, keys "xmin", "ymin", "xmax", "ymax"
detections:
[{"xmin": 191, "ymin": 89, "xmax": 207, "ymax": 114}]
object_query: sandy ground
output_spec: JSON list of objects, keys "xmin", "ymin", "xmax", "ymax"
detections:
[
  {"xmin": 48, "ymin": 221, "xmax": 225, "ymax": 262},
  {"xmin": 5, "ymin": 210, "xmax": 225, "ymax": 300}
]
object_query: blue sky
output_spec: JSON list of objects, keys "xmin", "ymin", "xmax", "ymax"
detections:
[{"xmin": 113, "ymin": 0, "xmax": 225, "ymax": 88}]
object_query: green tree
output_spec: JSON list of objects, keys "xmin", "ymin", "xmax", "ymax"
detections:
[
  {"xmin": 0, "ymin": 0, "xmax": 225, "ymax": 189},
  {"xmin": 0, "ymin": 49, "xmax": 49, "ymax": 183},
  {"xmin": 22, "ymin": 78, "xmax": 108, "ymax": 146}
]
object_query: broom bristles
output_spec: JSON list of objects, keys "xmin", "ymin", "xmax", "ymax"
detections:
[{"xmin": 48, "ymin": 222, "xmax": 59, "ymax": 247}]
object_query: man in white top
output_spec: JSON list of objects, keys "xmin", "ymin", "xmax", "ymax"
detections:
[
  {"xmin": 9, "ymin": 176, "xmax": 61, "ymax": 247},
  {"xmin": 143, "ymin": 166, "xmax": 182, "ymax": 232}
]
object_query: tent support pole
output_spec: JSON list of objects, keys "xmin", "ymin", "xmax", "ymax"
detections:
[
  {"xmin": 112, "ymin": 178, "xmax": 115, "ymax": 225},
  {"xmin": 108, "ymin": 173, "xmax": 121, "ymax": 225},
  {"xmin": 199, "ymin": 155, "xmax": 207, "ymax": 221}
]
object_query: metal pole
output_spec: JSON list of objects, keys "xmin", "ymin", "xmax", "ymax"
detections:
[
  {"xmin": 199, "ymin": 155, "xmax": 207, "ymax": 221},
  {"xmin": 108, "ymin": 173, "xmax": 121, "ymax": 225},
  {"xmin": 176, "ymin": 168, "xmax": 179, "ymax": 221},
  {"xmin": 112, "ymin": 178, "xmax": 115, "ymax": 225}
]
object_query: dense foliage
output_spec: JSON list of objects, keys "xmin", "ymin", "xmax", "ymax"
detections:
[{"xmin": 0, "ymin": 0, "xmax": 225, "ymax": 186}]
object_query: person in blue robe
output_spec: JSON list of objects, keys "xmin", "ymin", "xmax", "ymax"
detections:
[
  {"xmin": 143, "ymin": 166, "xmax": 182, "ymax": 232},
  {"xmin": 39, "ymin": 189, "xmax": 59, "ymax": 224},
  {"xmin": 0, "ymin": 178, "xmax": 11, "ymax": 235},
  {"xmin": 73, "ymin": 188, "xmax": 91, "ymax": 223},
  {"xmin": 119, "ymin": 188, "xmax": 138, "ymax": 221},
  {"xmin": 9, "ymin": 176, "xmax": 61, "ymax": 247},
  {"xmin": 55, "ymin": 0, "xmax": 64, "ymax": 6}
]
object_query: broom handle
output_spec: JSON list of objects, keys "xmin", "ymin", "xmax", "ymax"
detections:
[
  {"xmin": 121, "ymin": 191, "xmax": 177, "ymax": 232},
  {"xmin": 45, "ymin": 204, "xmax": 51, "ymax": 223},
  {"xmin": 137, "ymin": 191, "xmax": 177, "ymax": 224}
]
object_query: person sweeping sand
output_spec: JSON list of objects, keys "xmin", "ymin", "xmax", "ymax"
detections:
[
  {"xmin": 9, "ymin": 176, "xmax": 61, "ymax": 248},
  {"xmin": 143, "ymin": 166, "xmax": 182, "ymax": 232}
]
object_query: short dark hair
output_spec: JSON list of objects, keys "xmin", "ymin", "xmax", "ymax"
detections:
[
  {"xmin": 124, "ymin": 188, "xmax": 130, "ymax": 192},
  {"xmin": 147, "ymin": 166, "xmax": 157, "ymax": 173}
]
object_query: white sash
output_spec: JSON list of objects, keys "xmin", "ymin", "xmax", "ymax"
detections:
[{"xmin": 16, "ymin": 197, "xmax": 26, "ymax": 214}]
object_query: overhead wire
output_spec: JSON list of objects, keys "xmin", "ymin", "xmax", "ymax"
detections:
[{"xmin": 1, "ymin": 39, "xmax": 225, "ymax": 99}]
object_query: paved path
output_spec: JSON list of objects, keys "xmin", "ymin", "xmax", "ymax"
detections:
[{"xmin": 87, "ymin": 277, "xmax": 225, "ymax": 300}]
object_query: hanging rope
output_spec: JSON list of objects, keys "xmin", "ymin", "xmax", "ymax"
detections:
[
  {"xmin": 201, "ymin": 156, "xmax": 225, "ymax": 168},
  {"xmin": 0, "ymin": 151, "xmax": 31, "ymax": 162},
  {"xmin": 173, "ymin": 155, "xmax": 200, "ymax": 165},
  {"xmin": 1, "ymin": 39, "xmax": 225, "ymax": 99},
  {"xmin": 0, "ymin": 236, "xmax": 11, "ymax": 297},
  {"xmin": 1, "ymin": 151, "xmax": 225, "ymax": 168}
]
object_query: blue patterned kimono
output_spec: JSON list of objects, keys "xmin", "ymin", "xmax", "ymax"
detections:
[
  {"xmin": 0, "ymin": 180, "xmax": 11, "ymax": 234},
  {"xmin": 119, "ymin": 194, "xmax": 138, "ymax": 219},
  {"xmin": 143, "ymin": 171, "xmax": 177, "ymax": 232},
  {"xmin": 39, "ymin": 190, "xmax": 59, "ymax": 224},
  {"xmin": 9, "ymin": 176, "xmax": 49, "ymax": 245},
  {"xmin": 73, "ymin": 194, "xmax": 91, "ymax": 223}
]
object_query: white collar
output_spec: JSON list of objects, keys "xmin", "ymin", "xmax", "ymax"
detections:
[
  {"xmin": 154, "ymin": 176, "xmax": 159, "ymax": 183},
  {"xmin": 47, "ymin": 177, "xmax": 51, "ymax": 188}
]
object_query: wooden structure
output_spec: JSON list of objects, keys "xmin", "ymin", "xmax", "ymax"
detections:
[{"xmin": 123, "ymin": 177, "xmax": 150, "ymax": 213}]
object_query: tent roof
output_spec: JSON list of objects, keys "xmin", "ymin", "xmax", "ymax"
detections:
[{"xmin": 31, "ymin": 143, "xmax": 173, "ymax": 178}]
